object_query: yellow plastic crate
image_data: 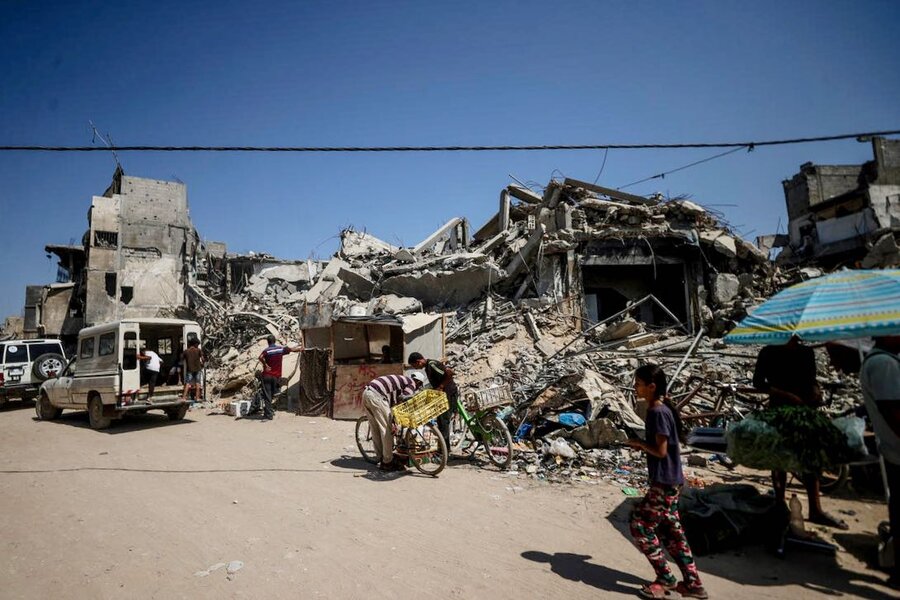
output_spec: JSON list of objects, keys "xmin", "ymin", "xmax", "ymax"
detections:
[{"xmin": 392, "ymin": 389, "xmax": 449, "ymax": 428}]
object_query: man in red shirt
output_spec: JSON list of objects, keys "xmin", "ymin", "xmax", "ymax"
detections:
[{"xmin": 257, "ymin": 334, "xmax": 303, "ymax": 420}]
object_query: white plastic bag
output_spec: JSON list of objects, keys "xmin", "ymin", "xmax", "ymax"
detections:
[{"xmin": 831, "ymin": 415, "xmax": 868, "ymax": 456}]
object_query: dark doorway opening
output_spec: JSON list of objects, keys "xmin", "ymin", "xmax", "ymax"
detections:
[{"xmin": 582, "ymin": 263, "xmax": 688, "ymax": 327}]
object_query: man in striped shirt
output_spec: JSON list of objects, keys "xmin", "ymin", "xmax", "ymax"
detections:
[{"xmin": 363, "ymin": 372, "xmax": 425, "ymax": 471}]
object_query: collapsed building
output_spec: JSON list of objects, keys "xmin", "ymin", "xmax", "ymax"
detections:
[{"xmin": 771, "ymin": 136, "xmax": 900, "ymax": 269}]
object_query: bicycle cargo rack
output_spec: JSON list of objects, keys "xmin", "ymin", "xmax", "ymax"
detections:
[
  {"xmin": 465, "ymin": 384, "xmax": 513, "ymax": 411},
  {"xmin": 392, "ymin": 389, "xmax": 449, "ymax": 428}
]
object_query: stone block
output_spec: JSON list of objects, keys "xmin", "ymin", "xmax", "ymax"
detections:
[{"xmin": 712, "ymin": 273, "xmax": 740, "ymax": 305}]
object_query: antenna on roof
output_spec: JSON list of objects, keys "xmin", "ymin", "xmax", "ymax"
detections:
[{"xmin": 88, "ymin": 120, "xmax": 123, "ymax": 172}]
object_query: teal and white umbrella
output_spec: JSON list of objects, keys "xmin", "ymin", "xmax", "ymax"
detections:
[{"xmin": 724, "ymin": 269, "xmax": 900, "ymax": 345}]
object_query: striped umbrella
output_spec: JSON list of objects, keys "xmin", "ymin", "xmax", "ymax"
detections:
[{"xmin": 724, "ymin": 269, "xmax": 900, "ymax": 345}]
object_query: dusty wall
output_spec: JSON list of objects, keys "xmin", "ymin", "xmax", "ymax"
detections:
[
  {"xmin": 83, "ymin": 176, "xmax": 195, "ymax": 326},
  {"xmin": 39, "ymin": 286, "xmax": 73, "ymax": 337}
]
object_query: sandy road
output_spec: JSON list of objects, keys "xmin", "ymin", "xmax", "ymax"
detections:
[{"xmin": 0, "ymin": 403, "xmax": 894, "ymax": 599}]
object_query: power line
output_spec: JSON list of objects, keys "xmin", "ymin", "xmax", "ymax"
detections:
[
  {"xmin": 618, "ymin": 146, "xmax": 748, "ymax": 190},
  {"xmin": 1, "ymin": 129, "xmax": 898, "ymax": 153}
]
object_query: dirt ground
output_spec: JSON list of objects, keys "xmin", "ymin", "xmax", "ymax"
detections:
[{"xmin": 0, "ymin": 402, "xmax": 895, "ymax": 600}]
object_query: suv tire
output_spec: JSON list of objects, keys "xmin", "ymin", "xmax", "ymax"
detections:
[
  {"xmin": 32, "ymin": 353, "xmax": 66, "ymax": 382},
  {"xmin": 88, "ymin": 395, "xmax": 111, "ymax": 430},
  {"xmin": 36, "ymin": 391, "xmax": 62, "ymax": 421}
]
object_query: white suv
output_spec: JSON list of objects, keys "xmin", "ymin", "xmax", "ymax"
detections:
[{"xmin": 0, "ymin": 339, "xmax": 66, "ymax": 406}]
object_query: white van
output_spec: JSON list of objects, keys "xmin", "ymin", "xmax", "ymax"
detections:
[{"xmin": 37, "ymin": 318, "xmax": 202, "ymax": 429}]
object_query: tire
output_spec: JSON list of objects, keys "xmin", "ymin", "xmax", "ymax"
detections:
[
  {"xmin": 32, "ymin": 353, "xmax": 66, "ymax": 381},
  {"xmin": 818, "ymin": 464, "xmax": 850, "ymax": 493},
  {"xmin": 88, "ymin": 395, "xmax": 111, "ymax": 430},
  {"xmin": 355, "ymin": 416, "xmax": 379, "ymax": 464},
  {"xmin": 35, "ymin": 391, "xmax": 62, "ymax": 421},
  {"xmin": 166, "ymin": 405, "xmax": 189, "ymax": 421},
  {"xmin": 790, "ymin": 465, "xmax": 850, "ymax": 494},
  {"xmin": 449, "ymin": 413, "xmax": 479, "ymax": 457},
  {"xmin": 406, "ymin": 423, "xmax": 448, "ymax": 477},
  {"xmin": 479, "ymin": 414, "xmax": 514, "ymax": 470}
]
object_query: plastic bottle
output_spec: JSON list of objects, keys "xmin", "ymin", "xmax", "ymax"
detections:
[{"xmin": 789, "ymin": 494, "xmax": 806, "ymax": 534}]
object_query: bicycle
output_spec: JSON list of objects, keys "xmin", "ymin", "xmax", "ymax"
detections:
[
  {"xmin": 355, "ymin": 389, "xmax": 448, "ymax": 477},
  {"xmin": 448, "ymin": 384, "xmax": 514, "ymax": 470}
]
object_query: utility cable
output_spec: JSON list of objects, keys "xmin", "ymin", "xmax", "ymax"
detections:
[
  {"xmin": 1, "ymin": 129, "xmax": 898, "ymax": 153},
  {"xmin": 618, "ymin": 146, "xmax": 748, "ymax": 190}
]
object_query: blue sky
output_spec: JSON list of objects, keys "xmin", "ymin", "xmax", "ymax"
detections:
[{"xmin": 1, "ymin": 1, "xmax": 899, "ymax": 319}]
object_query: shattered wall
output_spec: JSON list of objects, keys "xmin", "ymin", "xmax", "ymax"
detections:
[
  {"xmin": 84, "ymin": 174, "xmax": 198, "ymax": 325},
  {"xmin": 779, "ymin": 136, "xmax": 900, "ymax": 268}
]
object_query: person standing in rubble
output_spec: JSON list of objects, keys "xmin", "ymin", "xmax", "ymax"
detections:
[
  {"xmin": 860, "ymin": 335, "xmax": 900, "ymax": 588},
  {"xmin": 408, "ymin": 352, "xmax": 458, "ymax": 449},
  {"xmin": 363, "ymin": 371, "xmax": 426, "ymax": 472},
  {"xmin": 257, "ymin": 334, "xmax": 303, "ymax": 420},
  {"xmin": 181, "ymin": 338, "xmax": 205, "ymax": 404},
  {"xmin": 752, "ymin": 335, "xmax": 849, "ymax": 530},
  {"xmin": 626, "ymin": 364, "xmax": 707, "ymax": 600}
]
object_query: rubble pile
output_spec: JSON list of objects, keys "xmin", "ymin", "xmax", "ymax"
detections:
[{"xmin": 185, "ymin": 175, "xmax": 864, "ymax": 488}]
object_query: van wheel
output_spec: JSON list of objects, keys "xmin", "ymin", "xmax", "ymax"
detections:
[
  {"xmin": 32, "ymin": 354, "xmax": 66, "ymax": 381},
  {"xmin": 166, "ymin": 405, "xmax": 189, "ymax": 421},
  {"xmin": 36, "ymin": 392, "xmax": 62, "ymax": 420},
  {"xmin": 88, "ymin": 396, "xmax": 111, "ymax": 430}
]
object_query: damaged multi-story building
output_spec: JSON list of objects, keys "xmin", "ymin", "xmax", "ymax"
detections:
[
  {"xmin": 304, "ymin": 176, "xmax": 771, "ymax": 344},
  {"xmin": 773, "ymin": 136, "xmax": 900, "ymax": 268},
  {"xmin": 28, "ymin": 168, "xmax": 204, "ymax": 349}
]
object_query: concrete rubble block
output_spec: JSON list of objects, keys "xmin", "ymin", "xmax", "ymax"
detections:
[
  {"xmin": 569, "ymin": 418, "xmax": 628, "ymax": 449},
  {"xmin": 491, "ymin": 323, "xmax": 517, "ymax": 341},
  {"xmin": 534, "ymin": 339, "xmax": 556, "ymax": 357},
  {"xmin": 735, "ymin": 237, "xmax": 769, "ymax": 262},
  {"xmin": 600, "ymin": 318, "xmax": 642, "ymax": 342},
  {"xmin": 372, "ymin": 294, "xmax": 423, "ymax": 315},
  {"xmin": 712, "ymin": 273, "xmax": 741, "ymax": 306},
  {"xmin": 699, "ymin": 230, "xmax": 736, "ymax": 259},
  {"xmin": 381, "ymin": 255, "xmax": 503, "ymax": 307},
  {"xmin": 713, "ymin": 234, "xmax": 738, "ymax": 258},
  {"xmin": 621, "ymin": 332, "xmax": 659, "ymax": 349},
  {"xmin": 258, "ymin": 263, "xmax": 312, "ymax": 284},
  {"xmin": 336, "ymin": 266, "xmax": 375, "ymax": 300},
  {"xmin": 304, "ymin": 258, "xmax": 350, "ymax": 303},
  {"xmin": 861, "ymin": 232, "xmax": 900, "ymax": 268},
  {"xmin": 737, "ymin": 273, "xmax": 755, "ymax": 292},
  {"xmin": 247, "ymin": 278, "xmax": 269, "ymax": 296},
  {"xmin": 340, "ymin": 229, "xmax": 398, "ymax": 259}
]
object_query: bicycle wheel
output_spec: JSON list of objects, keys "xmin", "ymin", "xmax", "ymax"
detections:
[
  {"xmin": 449, "ymin": 413, "xmax": 479, "ymax": 456},
  {"xmin": 818, "ymin": 464, "xmax": 850, "ymax": 493},
  {"xmin": 405, "ymin": 423, "xmax": 448, "ymax": 476},
  {"xmin": 355, "ymin": 416, "xmax": 379, "ymax": 464},
  {"xmin": 479, "ymin": 414, "xmax": 514, "ymax": 470}
]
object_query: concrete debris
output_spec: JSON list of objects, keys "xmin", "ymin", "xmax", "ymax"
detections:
[{"xmin": 14, "ymin": 167, "xmax": 889, "ymax": 493}]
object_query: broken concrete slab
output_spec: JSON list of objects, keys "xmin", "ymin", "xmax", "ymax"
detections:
[
  {"xmin": 568, "ymin": 418, "xmax": 628, "ymax": 449},
  {"xmin": 257, "ymin": 263, "xmax": 313, "ymax": 284},
  {"xmin": 712, "ymin": 273, "xmax": 740, "ymax": 306},
  {"xmin": 336, "ymin": 266, "xmax": 375, "ymax": 300},
  {"xmin": 381, "ymin": 256, "xmax": 503, "ymax": 307},
  {"xmin": 372, "ymin": 294, "xmax": 423, "ymax": 315},
  {"xmin": 340, "ymin": 229, "xmax": 398, "ymax": 259},
  {"xmin": 600, "ymin": 318, "xmax": 642, "ymax": 342}
]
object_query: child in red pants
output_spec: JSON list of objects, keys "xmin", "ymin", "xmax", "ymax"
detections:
[{"xmin": 626, "ymin": 364, "xmax": 708, "ymax": 599}]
